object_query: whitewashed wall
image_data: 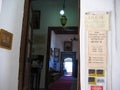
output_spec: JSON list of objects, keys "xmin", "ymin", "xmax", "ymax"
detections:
[
  {"xmin": 80, "ymin": 0, "xmax": 115, "ymax": 90},
  {"xmin": 112, "ymin": 0, "xmax": 120, "ymax": 90},
  {"xmin": 0, "ymin": 0, "xmax": 24, "ymax": 90}
]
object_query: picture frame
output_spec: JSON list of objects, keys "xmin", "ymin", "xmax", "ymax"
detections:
[
  {"xmin": 64, "ymin": 41, "xmax": 72, "ymax": 51},
  {"xmin": 0, "ymin": 29, "xmax": 13, "ymax": 50},
  {"xmin": 32, "ymin": 10, "xmax": 40, "ymax": 29},
  {"xmin": 54, "ymin": 48, "xmax": 60, "ymax": 62}
]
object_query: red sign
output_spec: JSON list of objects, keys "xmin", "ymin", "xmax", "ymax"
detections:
[{"xmin": 91, "ymin": 86, "xmax": 103, "ymax": 90}]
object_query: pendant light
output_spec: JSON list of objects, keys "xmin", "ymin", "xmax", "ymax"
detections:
[{"xmin": 60, "ymin": 0, "xmax": 67, "ymax": 27}]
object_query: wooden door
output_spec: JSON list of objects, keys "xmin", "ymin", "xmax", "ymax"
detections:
[
  {"xmin": 23, "ymin": 2, "xmax": 33, "ymax": 90},
  {"xmin": 18, "ymin": 0, "xmax": 33, "ymax": 90}
]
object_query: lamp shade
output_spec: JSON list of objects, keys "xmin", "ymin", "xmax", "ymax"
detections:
[{"xmin": 60, "ymin": 15, "xmax": 67, "ymax": 26}]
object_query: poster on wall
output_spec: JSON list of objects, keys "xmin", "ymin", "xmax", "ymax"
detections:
[
  {"xmin": 88, "ymin": 31, "xmax": 107, "ymax": 68},
  {"xmin": 84, "ymin": 12, "xmax": 110, "ymax": 31},
  {"xmin": 85, "ymin": 12, "xmax": 110, "ymax": 90}
]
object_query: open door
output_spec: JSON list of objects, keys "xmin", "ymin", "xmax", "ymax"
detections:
[{"xmin": 18, "ymin": 0, "xmax": 33, "ymax": 90}]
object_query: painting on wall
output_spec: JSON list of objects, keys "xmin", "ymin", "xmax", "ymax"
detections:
[
  {"xmin": 0, "ymin": 29, "xmax": 13, "ymax": 50},
  {"xmin": 32, "ymin": 10, "xmax": 40, "ymax": 29},
  {"xmin": 64, "ymin": 41, "xmax": 72, "ymax": 51}
]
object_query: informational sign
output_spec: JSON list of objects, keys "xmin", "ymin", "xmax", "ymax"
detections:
[
  {"xmin": 88, "ymin": 31, "xmax": 107, "ymax": 68},
  {"xmin": 84, "ymin": 12, "xmax": 110, "ymax": 31},
  {"xmin": 91, "ymin": 86, "xmax": 103, "ymax": 90},
  {"xmin": 85, "ymin": 12, "xmax": 110, "ymax": 90}
]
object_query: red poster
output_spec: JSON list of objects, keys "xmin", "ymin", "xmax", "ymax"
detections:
[{"xmin": 91, "ymin": 86, "xmax": 103, "ymax": 90}]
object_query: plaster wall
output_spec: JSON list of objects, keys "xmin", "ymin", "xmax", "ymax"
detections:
[
  {"xmin": 0, "ymin": 0, "xmax": 24, "ymax": 90},
  {"xmin": 112, "ymin": 0, "xmax": 120, "ymax": 89}
]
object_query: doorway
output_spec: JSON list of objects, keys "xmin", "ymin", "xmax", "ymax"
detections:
[
  {"xmin": 46, "ymin": 27, "xmax": 78, "ymax": 90},
  {"xmin": 64, "ymin": 58, "xmax": 73, "ymax": 76},
  {"xmin": 18, "ymin": 0, "xmax": 80, "ymax": 90},
  {"xmin": 61, "ymin": 52, "xmax": 76, "ymax": 77}
]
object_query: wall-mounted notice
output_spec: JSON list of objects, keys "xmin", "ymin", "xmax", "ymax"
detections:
[
  {"xmin": 88, "ymin": 31, "xmax": 107, "ymax": 68},
  {"xmin": 84, "ymin": 12, "xmax": 110, "ymax": 31}
]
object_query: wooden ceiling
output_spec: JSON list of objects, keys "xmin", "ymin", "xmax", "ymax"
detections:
[{"xmin": 48, "ymin": 26, "xmax": 78, "ymax": 34}]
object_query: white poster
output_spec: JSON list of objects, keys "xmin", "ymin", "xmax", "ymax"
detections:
[{"xmin": 88, "ymin": 31, "xmax": 107, "ymax": 68}]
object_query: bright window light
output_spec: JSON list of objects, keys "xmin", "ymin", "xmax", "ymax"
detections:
[{"xmin": 64, "ymin": 62, "xmax": 72, "ymax": 72}]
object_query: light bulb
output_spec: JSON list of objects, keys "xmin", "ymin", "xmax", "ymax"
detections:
[{"xmin": 60, "ymin": 10, "xmax": 64, "ymax": 15}]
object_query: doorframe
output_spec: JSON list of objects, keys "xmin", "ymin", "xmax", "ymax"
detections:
[
  {"xmin": 18, "ymin": 0, "xmax": 30, "ymax": 90},
  {"xmin": 45, "ymin": 26, "xmax": 79, "ymax": 90},
  {"xmin": 18, "ymin": 0, "xmax": 81, "ymax": 90}
]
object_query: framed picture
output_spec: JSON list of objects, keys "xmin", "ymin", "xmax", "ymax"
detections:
[
  {"xmin": 32, "ymin": 10, "xmax": 40, "ymax": 29},
  {"xmin": 0, "ymin": 29, "xmax": 13, "ymax": 50},
  {"xmin": 64, "ymin": 41, "xmax": 72, "ymax": 51},
  {"xmin": 54, "ymin": 48, "xmax": 60, "ymax": 62}
]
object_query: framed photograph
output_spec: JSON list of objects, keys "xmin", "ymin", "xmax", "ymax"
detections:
[
  {"xmin": 54, "ymin": 48, "xmax": 60, "ymax": 62},
  {"xmin": 64, "ymin": 41, "xmax": 72, "ymax": 51},
  {"xmin": 32, "ymin": 10, "xmax": 40, "ymax": 29},
  {"xmin": 0, "ymin": 29, "xmax": 13, "ymax": 50}
]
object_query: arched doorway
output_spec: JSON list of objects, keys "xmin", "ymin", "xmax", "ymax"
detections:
[
  {"xmin": 61, "ymin": 52, "xmax": 77, "ymax": 77},
  {"xmin": 64, "ymin": 57, "xmax": 73, "ymax": 76}
]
